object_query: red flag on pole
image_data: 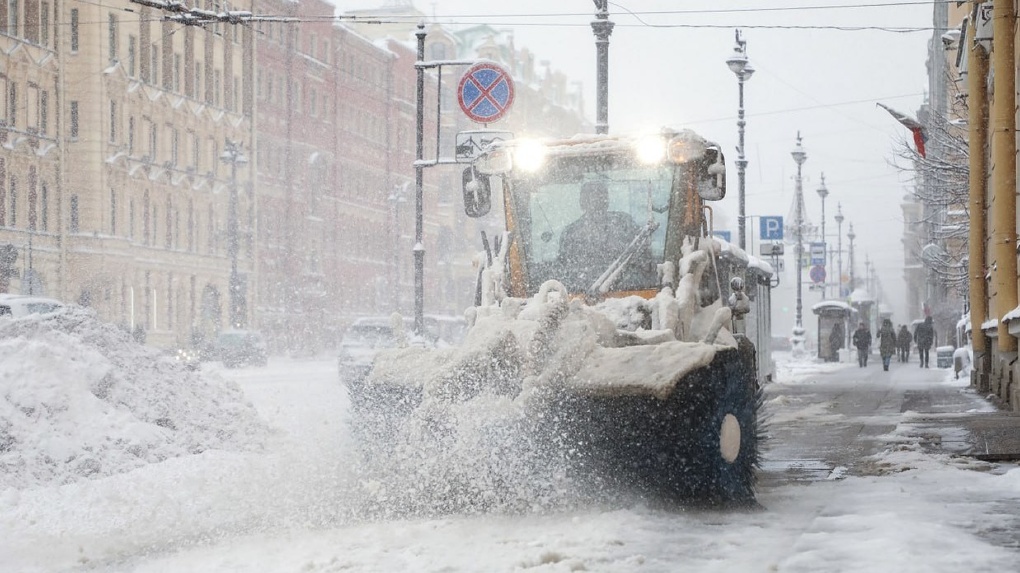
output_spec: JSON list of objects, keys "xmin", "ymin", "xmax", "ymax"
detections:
[{"xmin": 877, "ymin": 103, "xmax": 926, "ymax": 158}]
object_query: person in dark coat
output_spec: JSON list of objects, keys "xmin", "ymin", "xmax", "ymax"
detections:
[
  {"xmin": 852, "ymin": 322, "xmax": 872, "ymax": 367},
  {"xmin": 897, "ymin": 324, "xmax": 912, "ymax": 363},
  {"xmin": 914, "ymin": 316, "xmax": 936, "ymax": 368},
  {"xmin": 828, "ymin": 321, "xmax": 845, "ymax": 362},
  {"xmin": 878, "ymin": 319, "xmax": 897, "ymax": 371}
]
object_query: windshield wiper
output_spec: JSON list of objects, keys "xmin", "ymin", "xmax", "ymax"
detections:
[{"xmin": 587, "ymin": 220, "xmax": 659, "ymax": 298}]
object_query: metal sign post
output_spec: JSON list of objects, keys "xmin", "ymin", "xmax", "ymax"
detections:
[{"xmin": 412, "ymin": 24, "xmax": 517, "ymax": 335}]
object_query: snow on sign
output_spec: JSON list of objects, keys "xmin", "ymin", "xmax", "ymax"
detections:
[
  {"xmin": 458, "ymin": 62, "xmax": 515, "ymax": 124},
  {"xmin": 455, "ymin": 130, "xmax": 513, "ymax": 162}
]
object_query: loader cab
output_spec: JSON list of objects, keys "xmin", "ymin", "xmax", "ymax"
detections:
[{"xmin": 461, "ymin": 130, "xmax": 726, "ymax": 298}]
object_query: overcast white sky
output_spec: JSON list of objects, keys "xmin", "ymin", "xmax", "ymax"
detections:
[{"xmin": 339, "ymin": 0, "xmax": 935, "ymax": 325}]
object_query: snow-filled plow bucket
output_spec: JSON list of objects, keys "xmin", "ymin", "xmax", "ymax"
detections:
[{"xmin": 349, "ymin": 275, "xmax": 761, "ymax": 509}]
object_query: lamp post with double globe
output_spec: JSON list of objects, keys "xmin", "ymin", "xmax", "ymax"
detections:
[
  {"xmin": 834, "ymin": 203, "xmax": 845, "ymax": 297},
  {"xmin": 726, "ymin": 29, "xmax": 754, "ymax": 250},
  {"xmin": 816, "ymin": 173, "xmax": 829, "ymax": 298},
  {"xmin": 791, "ymin": 133, "xmax": 808, "ymax": 355}
]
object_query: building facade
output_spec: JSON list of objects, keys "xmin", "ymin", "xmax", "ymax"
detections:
[{"xmin": 0, "ymin": 0, "xmax": 255, "ymax": 348}]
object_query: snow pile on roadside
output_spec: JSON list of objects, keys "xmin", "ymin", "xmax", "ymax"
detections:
[{"xmin": 0, "ymin": 307, "xmax": 268, "ymax": 490}]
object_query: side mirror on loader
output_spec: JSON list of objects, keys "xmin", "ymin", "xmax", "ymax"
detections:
[
  {"xmin": 696, "ymin": 146, "xmax": 726, "ymax": 201},
  {"xmin": 462, "ymin": 166, "xmax": 492, "ymax": 218}
]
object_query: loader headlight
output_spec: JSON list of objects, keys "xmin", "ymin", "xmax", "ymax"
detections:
[
  {"xmin": 667, "ymin": 134, "xmax": 707, "ymax": 164},
  {"xmin": 635, "ymin": 135, "xmax": 666, "ymax": 164},
  {"xmin": 513, "ymin": 139, "xmax": 548, "ymax": 172}
]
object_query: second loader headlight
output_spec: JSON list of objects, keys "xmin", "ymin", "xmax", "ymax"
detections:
[
  {"xmin": 513, "ymin": 139, "xmax": 548, "ymax": 172},
  {"xmin": 667, "ymin": 134, "xmax": 707, "ymax": 164}
]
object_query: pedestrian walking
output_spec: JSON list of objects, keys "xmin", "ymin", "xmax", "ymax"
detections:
[
  {"xmin": 852, "ymin": 322, "xmax": 872, "ymax": 368},
  {"xmin": 897, "ymin": 324, "xmax": 912, "ymax": 363},
  {"xmin": 829, "ymin": 321, "xmax": 845, "ymax": 362},
  {"xmin": 878, "ymin": 319, "xmax": 896, "ymax": 371},
  {"xmin": 914, "ymin": 316, "xmax": 935, "ymax": 368}
]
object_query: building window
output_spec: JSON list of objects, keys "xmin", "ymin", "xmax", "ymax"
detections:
[
  {"xmin": 0, "ymin": 159, "xmax": 5, "ymax": 226},
  {"xmin": 149, "ymin": 122, "xmax": 157, "ymax": 159},
  {"xmin": 171, "ymin": 127, "xmax": 178, "ymax": 165},
  {"xmin": 8, "ymin": 0, "xmax": 19, "ymax": 38},
  {"xmin": 40, "ymin": 183, "xmax": 47, "ymax": 231},
  {"xmin": 69, "ymin": 194, "xmax": 78, "ymax": 233},
  {"xmin": 128, "ymin": 116, "xmax": 135, "ymax": 153},
  {"xmin": 128, "ymin": 36, "xmax": 136, "ymax": 76},
  {"xmin": 9, "ymin": 175, "xmax": 16, "ymax": 228},
  {"xmin": 173, "ymin": 53, "xmax": 181, "ymax": 92},
  {"xmin": 194, "ymin": 62, "xmax": 201, "ymax": 99},
  {"xmin": 8, "ymin": 82, "xmax": 16, "ymax": 126},
  {"xmin": 27, "ymin": 167, "xmax": 36, "ymax": 231},
  {"xmin": 191, "ymin": 132, "xmax": 199, "ymax": 170},
  {"xmin": 39, "ymin": 90, "xmax": 46, "ymax": 134},
  {"xmin": 214, "ymin": 69, "xmax": 221, "ymax": 107},
  {"xmin": 143, "ymin": 191, "xmax": 150, "ymax": 244},
  {"xmin": 70, "ymin": 100, "xmax": 78, "ymax": 138},
  {"xmin": 150, "ymin": 44, "xmax": 158, "ymax": 85},
  {"xmin": 70, "ymin": 8, "xmax": 78, "ymax": 52},
  {"xmin": 109, "ymin": 100, "xmax": 116, "ymax": 142},
  {"xmin": 40, "ymin": 2, "xmax": 48, "ymax": 46},
  {"xmin": 165, "ymin": 196, "xmax": 172, "ymax": 248},
  {"xmin": 108, "ymin": 13, "xmax": 118, "ymax": 62},
  {"xmin": 110, "ymin": 189, "xmax": 116, "ymax": 234}
]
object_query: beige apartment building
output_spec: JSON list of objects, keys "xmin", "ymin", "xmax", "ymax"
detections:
[{"xmin": 0, "ymin": 0, "xmax": 254, "ymax": 347}]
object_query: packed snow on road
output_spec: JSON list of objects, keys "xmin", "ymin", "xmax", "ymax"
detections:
[{"xmin": 2, "ymin": 310, "xmax": 1020, "ymax": 572}]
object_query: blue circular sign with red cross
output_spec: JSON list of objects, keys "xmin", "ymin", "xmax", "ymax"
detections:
[
  {"xmin": 810, "ymin": 265, "xmax": 826, "ymax": 284},
  {"xmin": 457, "ymin": 62, "xmax": 515, "ymax": 124}
]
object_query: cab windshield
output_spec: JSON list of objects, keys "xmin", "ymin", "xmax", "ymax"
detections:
[{"xmin": 509, "ymin": 155, "xmax": 674, "ymax": 294}]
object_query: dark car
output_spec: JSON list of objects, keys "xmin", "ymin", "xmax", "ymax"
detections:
[{"xmin": 217, "ymin": 330, "xmax": 268, "ymax": 368}]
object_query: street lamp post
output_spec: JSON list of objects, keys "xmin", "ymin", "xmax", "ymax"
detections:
[
  {"xmin": 220, "ymin": 140, "xmax": 248, "ymax": 329},
  {"xmin": 791, "ymin": 132, "xmax": 808, "ymax": 355},
  {"xmin": 834, "ymin": 203, "xmax": 844, "ymax": 298},
  {"xmin": 726, "ymin": 29, "xmax": 754, "ymax": 250},
  {"xmin": 816, "ymin": 173, "xmax": 828, "ymax": 299},
  {"xmin": 592, "ymin": 0, "xmax": 614, "ymax": 135},
  {"xmin": 847, "ymin": 222, "xmax": 856, "ymax": 294}
]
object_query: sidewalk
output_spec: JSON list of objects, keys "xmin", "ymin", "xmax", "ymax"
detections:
[{"xmin": 899, "ymin": 376, "xmax": 1020, "ymax": 461}]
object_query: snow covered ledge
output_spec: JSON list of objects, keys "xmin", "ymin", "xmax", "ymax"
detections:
[{"xmin": 1003, "ymin": 305, "xmax": 1020, "ymax": 338}]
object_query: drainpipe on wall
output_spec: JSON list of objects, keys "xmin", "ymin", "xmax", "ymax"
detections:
[{"xmin": 968, "ymin": 12, "xmax": 990, "ymax": 390}]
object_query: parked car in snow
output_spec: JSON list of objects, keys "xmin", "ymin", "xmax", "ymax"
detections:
[
  {"xmin": 216, "ymin": 330, "xmax": 268, "ymax": 368},
  {"xmin": 337, "ymin": 314, "xmax": 466, "ymax": 381},
  {"xmin": 0, "ymin": 294, "xmax": 64, "ymax": 318}
]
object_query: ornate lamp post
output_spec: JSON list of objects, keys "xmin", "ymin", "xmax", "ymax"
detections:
[
  {"xmin": 816, "ymin": 173, "xmax": 828, "ymax": 298},
  {"xmin": 592, "ymin": 0, "xmax": 614, "ymax": 135},
  {"xmin": 220, "ymin": 140, "xmax": 248, "ymax": 328},
  {"xmin": 847, "ymin": 222, "xmax": 856, "ymax": 294},
  {"xmin": 791, "ymin": 133, "xmax": 808, "ymax": 354},
  {"xmin": 726, "ymin": 29, "xmax": 754, "ymax": 250},
  {"xmin": 834, "ymin": 203, "xmax": 844, "ymax": 297}
]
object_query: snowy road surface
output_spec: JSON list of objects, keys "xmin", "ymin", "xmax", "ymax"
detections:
[{"xmin": 3, "ymin": 355, "xmax": 1020, "ymax": 572}]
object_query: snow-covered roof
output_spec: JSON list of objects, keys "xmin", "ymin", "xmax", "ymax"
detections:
[
  {"xmin": 849, "ymin": 288, "xmax": 873, "ymax": 303},
  {"xmin": 812, "ymin": 300, "xmax": 851, "ymax": 312},
  {"xmin": 982, "ymin": 318, "xmax": 998, "ymax": 331}
]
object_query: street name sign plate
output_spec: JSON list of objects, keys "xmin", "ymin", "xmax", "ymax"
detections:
[
  {"xmin": 458, "ymin": 62, "xmax": 516, "ymax": 124},
  {"xmin": 810, "ymin": 242, "xmax": 826, "ymax": 266},
  {"xmin": 760, "ymin": 243, "xmax": 784, "ymax": 257},
  {"xmin": 455, "ymin": 130, "xmax": 513, "ymax": 163}
]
